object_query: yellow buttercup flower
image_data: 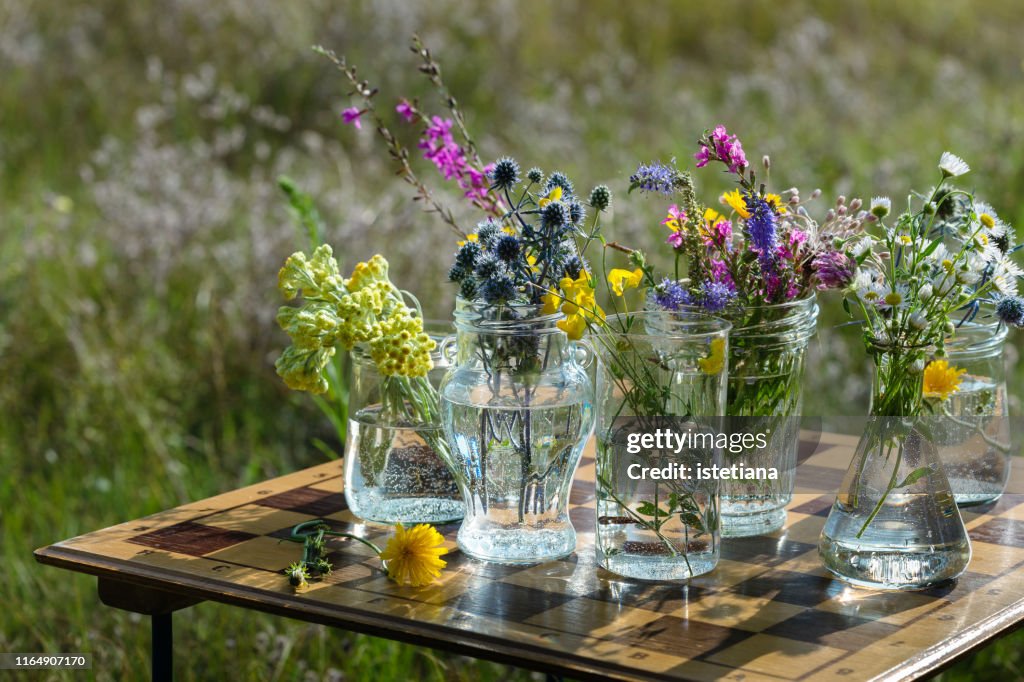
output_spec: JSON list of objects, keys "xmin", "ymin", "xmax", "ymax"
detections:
[
  {"xmin": 722, "ymin": 190, "xmax": 750, "ymax": 218},
  {"xmin": 379, "ymin": 523, "xmax": 448, "ymax": 587},
  {"xmin": 698, "ymin": 337, "xmax": 726, "ymax": 375},
  {"xmin": 923, "ymin": 360, "xmax": 966, "ymax": 401},
  {"xmin": 541, "ymin": 290, "xmax": 561, "ymax": 315},
  {"xmin": 557, "ymin": 313, "xmax": 588, "ymax": 340},
  {"xmin": 555, "ymin": 273, "xmax": 604, "ymax": 340},
  {"xmin": 608, "ymin": 268, "xmax": 643, "ymax": 296},
  {"xmin": 539, "ymin": 185, "xmax": 563, "ymax": 207}
]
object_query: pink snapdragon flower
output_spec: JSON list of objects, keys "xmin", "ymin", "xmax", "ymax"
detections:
[{"xmin": 341, "ymin": 107, "xmax": 365, "ymax": 129}]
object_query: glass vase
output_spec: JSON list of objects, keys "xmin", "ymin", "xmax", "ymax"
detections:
[
  {"xmin": 439, "ymin": 299, "xmax": 594, "ymax": 564},
  {"xmin": 343, "ymin": 329, "xmax": 463, "ymax": 525},
  {"xmin": 593, "ymin": 312, "xmax": 730, "ymax": 580},
  {"xmin": 819, "ymin": 340, "xmax": 971, "ymax": 590},
  {"xmin": 935, "ymin": 320, "xmax": 1012, "ymax": 506},
  {"xmin": 648, "ymin": 296, "xmax": 818, "ymax": 536}
]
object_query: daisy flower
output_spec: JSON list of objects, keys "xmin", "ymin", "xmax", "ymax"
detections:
[
  {"xmin": 990, "ymin": 256, "xmax": 1023, "ymax": 296},
  {"xmin": 939, "ymin": 152, "xmax": 970, "ymax": 178}
]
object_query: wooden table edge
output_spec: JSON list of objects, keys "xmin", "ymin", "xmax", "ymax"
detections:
[{"xmin": 34, "ymin": 544, "xmax": 702, "ymax": 682}]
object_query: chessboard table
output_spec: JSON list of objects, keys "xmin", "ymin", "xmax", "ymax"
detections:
[{"xmin": 35, "ymin": 431, "xmax": 1024, "ymax": 682}]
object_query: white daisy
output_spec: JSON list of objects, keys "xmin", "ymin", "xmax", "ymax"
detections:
[
  {"xmin": 870, "ymin": 196, "xmax": 891, "ymax": 218},
  {"xmin": 991, "ymin": 256, "xmax": 1023, "ymax": 296},
  {"xmin": 939, "ymin": 152, "xmax": 970, "ymax": 178},
  {"xmin": 877, "ymin": 283, "xmax": 911, "ymax": 310}
]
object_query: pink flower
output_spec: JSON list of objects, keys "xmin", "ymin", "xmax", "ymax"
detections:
[
  {"xmin": 395, "ymin": 99, "xmax": 416, "ymax": 123},
  {"xmin": 666, "ymin": 232, "xmax": 684, "ymax": 249},
  {"xmin": 341, "ymin": 106, "xmax": 364, "ymax": 129},
  {"xmin": 694, "ymin": 145, "xmax": 711, "ymax": 168},
  {"xmin": 696, "ymin": 124, "xmax": 748, "ymax": 175},
  {"xmin": 708, "ymin": 219, "xmax": 733, "ymax": 248}
]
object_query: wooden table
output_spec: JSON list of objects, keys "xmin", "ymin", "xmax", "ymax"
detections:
[{"xmin": 35, "ymin": 431, "xmax": 1024, "ymax": 681}]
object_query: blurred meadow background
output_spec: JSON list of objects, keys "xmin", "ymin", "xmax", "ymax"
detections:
[{"xmin": 2, "ymin": 0, "xmax": 1023, "ymax": 679}]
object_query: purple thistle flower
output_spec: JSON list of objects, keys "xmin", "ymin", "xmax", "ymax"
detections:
[
  {"xmin": 630, "ymin": 161, "xmax": 678, "ymax": 195},
  {"xmin": 812, "ymin": 250, "xmax": 857, "ymax": 290},
  {"xmin": 651, "ymin": 278, "xmax": 693, "ymax": 310},
  {"xmin": 699, "ymin": 280, "xmax": 736, "ymax": 312},
  {"xmin": 996, "ymin": 295, "xmax": 1024, "ymax": 327}
]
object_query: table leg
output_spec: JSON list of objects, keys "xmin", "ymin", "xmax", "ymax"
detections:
[{"xmin": 152, "ymin": 612, "xmax": 173, "ymax": 682}]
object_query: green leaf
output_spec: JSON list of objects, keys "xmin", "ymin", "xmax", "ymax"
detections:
[
  {"xmin": 842, "ymin": 297, "xmax": 852, "ymax": 317},
  {"xmin": 896, "ymin": 466, "xmax": 933, "ymax": 489},
  {"xmin": 635, "ymin": 501, "xmax": 670, "ymax": 518},
  {"xmin": 679, "ymin": 512, "xmax": 706, "ymax": 534}
]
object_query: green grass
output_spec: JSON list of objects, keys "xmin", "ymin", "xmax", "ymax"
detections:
[{"xmin": 2, "ymin": 0, "xmax": 1024, "ymax": 679}]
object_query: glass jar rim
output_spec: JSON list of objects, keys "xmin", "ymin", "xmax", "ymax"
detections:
[
  {"xmin": 453, "ymin": 297, "xmax": 566, "ymax": 335},
  {"xmin": 596, "ymin": 311, "xmax": 732, "ymax": 341}
]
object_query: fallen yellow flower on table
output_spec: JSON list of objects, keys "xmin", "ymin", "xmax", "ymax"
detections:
[
  {"xmin": 380, "ymin": 523, "xmax": 448, "ymax": 587},
  {"xmin": 923, "ymin": 360, "xmax": 965, "ymax": 401}
]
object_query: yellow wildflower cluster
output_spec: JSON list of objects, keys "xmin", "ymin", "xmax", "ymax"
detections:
[
  {"xmin": 698, "ymin": 337, "xmax": 727, "ymax": 375},
  {"xmin": 274, "ymin": 247, "xmax": 435, "ymax": 392},
  {"xmin": 543, "ymin": 273, "xmax": 605, "ymax": 340}
]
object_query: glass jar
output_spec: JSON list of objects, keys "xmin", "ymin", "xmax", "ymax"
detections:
[
  {"xmin": 439, "ymin": 299, "xmax": 595, "ymax": 564},
  {"xmin": 593, "ymin": 312, "xmax": 730, "ymax": 581},
  {"xmin": 819, "ymin": 339, "xmax": 971, "ymax": 590},
  {"xmin": 343, "ymin": 327, "xmax": 463, "ymax": 525},
  {"xmin": 648, "ymin": 296, "xmax": 818, "ymax": 536},
  {"xmin": 935, "ymin": 320, "xmax": 1011, "ymax": 506}
]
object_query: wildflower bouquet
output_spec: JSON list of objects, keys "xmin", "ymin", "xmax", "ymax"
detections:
[
  {"xmin": 274, "ymin": 243, "xmax": 446, "ymax": 485},
  {"xmin": 820, "ymin": 152, "xmax": 1023, "ymax": 566},
  {"xmin": 841, "ymin": 152, "xmax": 1023, "ymax": 418}
]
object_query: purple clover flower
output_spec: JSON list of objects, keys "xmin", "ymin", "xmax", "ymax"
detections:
[{"xmin": 812, "ymin": 250, "xmax": 857, "ymax": 290}]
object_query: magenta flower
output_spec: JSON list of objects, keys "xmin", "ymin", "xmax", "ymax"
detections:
[
  {"xmin": 666, "ymin": 231, "xmax": 684, "ymax": 249},
  {"xmin": 395, "ymin": 99, "xmax": 416, "ymax": 123},
  {"xmin": 341, "ymin": 107, "xmax": 364, "ymax": 129},
  {"xmin": 695, "ymin": 124, "xmax": 748, "ymax": 175},
  {"xmin": 707, "ymin": 219, "xmax": 733, "ymax": 248}
]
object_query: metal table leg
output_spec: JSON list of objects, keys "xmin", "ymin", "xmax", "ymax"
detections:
[{"xmin": 152, "ymin": 612, "xmax": 173, "ymax": 682}]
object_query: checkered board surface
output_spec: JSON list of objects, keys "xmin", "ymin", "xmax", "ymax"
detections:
[{"xmin": 36, "ymin": 432, "xmax": 1024, "ymax": 682}]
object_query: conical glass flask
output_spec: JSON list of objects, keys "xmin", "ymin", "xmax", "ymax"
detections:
[{"xmin": 819, "ymin": 341, "xmax": 971, "ymax": 590}]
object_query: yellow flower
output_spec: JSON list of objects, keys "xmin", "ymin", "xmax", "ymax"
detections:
[
  {"xmin": 703, "ymin": 207, "xmax": 723, "ymax": 226},
  {"xmin": 899, "ymin": 234, "xmax": 913, "ymax": 245},
  {"xmin": 457, "ymin": 233, "xmax": 479, "ymax": 247},
  {"xmin": 541, "ymin": 290, "xmax": 561, "ymax": 315},
  {"xmin": 722, "ymin": 190, "xmax": 750, "ymax": 218},
  {"xmin": 698, "ymin": 337, "xmax": 727, "ymax": 375},
  {"xmin": 538, "ymin": 185, "xmax": 563, "ymax": 207},
  {"xmin": 379, "ymin": 524, "xmax": 448, "ymax": 587},
  {"xmin": 765, "ymin": 193, "xmax": 787, "ymax": 214},
  {"xmin": 608, "ymin": 268, "xmax": 643, "ymax": 296},
  {"xmin": 923, "ymin": 360, "xmax": 966, "ymax": 401},
  {"xmin": 980, "ymin": 213, "xmax": 996, "ymax": 229},
  {"xmin": 557, "ymin": 313, "xmax": 588, "ymax": 340}
]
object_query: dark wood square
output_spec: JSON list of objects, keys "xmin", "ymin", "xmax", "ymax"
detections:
[
  {"xmin": 720, "ymin": 535, "xmax": 817, "ymax": 567},
  {"xmin": 610, "ymin": 613, "xmax": 753, "ymax": 659},
  {"xmin": 447, "ymin": 579, "xmax": 575, "ymax": 622},
  {"xmin": 128, "ymin": 521, "xmax": 256, "ymax": 556},
  {"xmin": 727, "ymin": 569, "xmax": 834, "ymax": 607},
  {"xmin": 256, "ymin": 487, "xmax": 347, "ymax": 516},
  {"xmin": 764, "ymin": 609, "xmax": 902, "ymax": 651},
  {"xmin": 969, "ymin": 517, "xmax": 1024, "ymax": 549}
]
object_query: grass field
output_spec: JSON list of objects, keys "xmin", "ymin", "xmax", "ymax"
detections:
[{"xmin": 2, "ymin": 0, "xmax": 1023, "ymax": 679}]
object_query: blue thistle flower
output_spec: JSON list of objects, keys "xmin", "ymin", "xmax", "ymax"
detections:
[
  {"xmin": 629, "ymin": 161, "xmax": 679, "ymax": 195},
  {"xmin": 563, "ymin": 255, "xmax": 585, "ymax": 280},
  {"xmin": 480, "ymin": 274, "xmax": 517, "ymax": 304},
  {"xmin": 448, "ymin": 263, "xmax": 468, "ymax": 282},
  {"xmin": 459, "ymin": 277, "xmax": 478, "ymax": 299},
  {"xmin": 651, "ymin": 278, "xmax": 693, "ymax": 311},
  {"xmin": 455, "ymin": 241, "xmax": 482, "ymax": 269},
  {"xmin": 589, "ymin": 185, "xmax": 611, "ymax": 211},
  {"xmin": 474, "ymin": 254, "xmax": 502, "ymax": 280},
  {"xmin": 996, "ymin": 295, "xmax": 1024, "ymax": 327},
  {"xmin": 699, "ymin": 280, "xmax": 736, "ymax": 313},
  {"xmin": 526, "ymin": 167, "xmax": 544, "ymax": 184},
  {"xmin": 476, "ymin": 220, "xmax": 501, "ymax": 248},
  {"xmin": 541, "ymin": 201, "xmax": 569, "ymax": 230},
  {"xmin": 568, "ymin": 200, "xmax": 586, "ymax": 225},
  {"xmin": 490, "ymin": 157, "xmax": 520, "ymax": 190},
  {"xmin": 545, "ymin": 172, "xmax": 574, "ymax": 196},
  {"xmin": 495, "ymin": 235, "xmax": 521, "ymax": 262}
]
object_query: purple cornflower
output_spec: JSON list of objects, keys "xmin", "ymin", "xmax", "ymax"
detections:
[
  {"xmin": 630, "ymin": 161, "xmax": 678, "ymax": 195},
  {"xmin": 699, "ymin": 280, "xmax": 737, "ymax": 312},
  {"xmin": 341, "ymin": 107, "xmax": 364, "ymax": 129},
  {"xmin": 695, "ymin": 125, "xmax": 748, "ymax": 175},
  {"xmin": 651, "ymin": 278, "xmax": 694, "ymax": 310},
  {"xmin": 395, "ymin": 99, "xmax": 416, "ymax": 122},
  {"xmin": 812, "ymin": 250, "xmax": 857, "ymax": 290}
]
